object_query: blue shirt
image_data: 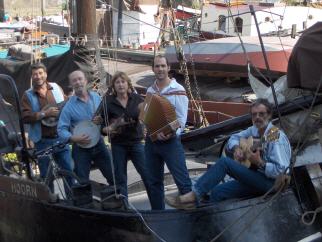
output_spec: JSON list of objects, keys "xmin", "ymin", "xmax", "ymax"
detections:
[
  {"xmin": 146, "ymin": 78, "xmax": 188, "ymax": 135},
  {"xmin": 228, "ymin": 122, "xmax": 291, "ymax": 178},
  {"xmin": 57, "ymin": 91, "xmax": 101, "ymax": 142}
]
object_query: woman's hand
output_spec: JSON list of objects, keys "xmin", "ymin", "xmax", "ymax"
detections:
[{"xmin": 92, "ymin": 115, "xmax": 103, "ymax": 125}]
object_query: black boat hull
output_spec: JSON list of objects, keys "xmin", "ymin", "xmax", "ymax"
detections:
[{"xmin": 0, "ymin": 175, "xmax": 318, "ymax": 242}]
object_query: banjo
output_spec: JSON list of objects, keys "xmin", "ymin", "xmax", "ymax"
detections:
[
  {"xmin": 72, "ymin": 91, "xmax": 108, "ymax": 149},
  {"xmin": 73, "ymin": 120, "xmax": 101, "ymax": 149}
]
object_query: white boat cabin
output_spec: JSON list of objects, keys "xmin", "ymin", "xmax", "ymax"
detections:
[{"xmin": 200, "ymin": 0, "xmax": 322, "ymax": 36}]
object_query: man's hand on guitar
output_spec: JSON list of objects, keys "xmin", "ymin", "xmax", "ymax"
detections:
[
  {"xmin": 233, "ymin": 146, "xmax": 245, "ymax": 162},
  {"xmin": 248, "ymin": 148, "xmax": 265, "ymax": 168}
]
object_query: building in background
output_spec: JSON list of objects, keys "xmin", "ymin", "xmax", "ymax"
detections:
[{"xmin": 200, "ymin": 0, "xmax": 322, "ymax": 37}]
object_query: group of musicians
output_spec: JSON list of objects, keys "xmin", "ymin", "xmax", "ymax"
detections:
[{"xmin": 21, "ymin": 54, "xmax": 292, "ymax": 211}]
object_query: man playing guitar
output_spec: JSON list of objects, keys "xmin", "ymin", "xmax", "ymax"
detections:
[{"xmin": 166, "ymin": 98, "xmax": 291, "ymax": 209}]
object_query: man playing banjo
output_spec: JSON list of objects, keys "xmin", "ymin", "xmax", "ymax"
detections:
[
  {"xmin": 57, "ymin": 70, "xmax": 114, "ymax": 185},
  {"xmin": 21, "ymin": 62, "xmax": 74, "ymax": 195}
]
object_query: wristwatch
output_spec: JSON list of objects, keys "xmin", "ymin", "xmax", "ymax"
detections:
[{"xmin": 39, "ymin": 112, "xmax": 46, "ymax": 120}]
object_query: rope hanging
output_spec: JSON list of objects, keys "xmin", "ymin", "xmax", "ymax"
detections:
[{"xmin": 157, "ymin": 2, "xmax": 208, "ymax": 128}]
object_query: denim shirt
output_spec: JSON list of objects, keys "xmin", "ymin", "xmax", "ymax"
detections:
[
  {"xmin": 228, "ymin": 122, "xmax": 291, "ymax": 178},
  {"xmin": 57, "ymin": 91, "xmax": 101, "ymax": 142},
  {"xmin": 146, "ymin": 78, "xmax": 188, "ymax": 135}
]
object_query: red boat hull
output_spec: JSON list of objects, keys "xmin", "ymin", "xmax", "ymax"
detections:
[{"xmin": 166, "ymin": 36, "xmax": 296, "ymax": 78}]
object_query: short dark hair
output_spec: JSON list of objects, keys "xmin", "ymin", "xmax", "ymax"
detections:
[
  {"xmin": 152, "ymin": 54, "xmax": 169, "ymax": 68},
  {"xmin": 251, "ymin": 98, "xmax": 273, "ymax": 116},
  {"xmin": 31, "ymin": 62, "xmax": 47, "ymax": 73},
  {"xmin": 68, "ymin": 69, "xmax": 88, "ymax": 81}
]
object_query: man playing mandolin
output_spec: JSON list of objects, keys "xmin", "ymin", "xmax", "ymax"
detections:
[
  {"xmin": 21, "ymin": 62, "xmax": 74, "ymax": 196},
  {"xmin": 166, "ymin": 98, "xmax": 291, "ymax": 209}
]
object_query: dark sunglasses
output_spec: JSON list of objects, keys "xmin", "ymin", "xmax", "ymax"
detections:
[{"xmin": 251, "ymin": 112, "xmax": 267, "ymax": 118}]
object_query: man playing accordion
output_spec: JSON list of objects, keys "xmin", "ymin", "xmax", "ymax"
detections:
[{"xmin": 143, "ymin": 54, "xmax": 192, "ymax": 210}]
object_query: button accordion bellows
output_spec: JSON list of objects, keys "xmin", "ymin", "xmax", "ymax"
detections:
[{"xmin": 139, "ymin": 93, "xmax": 180, "ymax": 142}]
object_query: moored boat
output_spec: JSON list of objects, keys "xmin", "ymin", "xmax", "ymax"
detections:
[
  {"xmin": 0, "ymin": 72, "xmax": 321, "ymax": 242},
  {"xmin": 165, "ymin": 36, "xmax": 296, "ymax": 79}
]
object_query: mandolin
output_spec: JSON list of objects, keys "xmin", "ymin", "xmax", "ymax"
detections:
[{"xmin": 41, "ymin": 101, "xmax": 66, "ymax": 127}]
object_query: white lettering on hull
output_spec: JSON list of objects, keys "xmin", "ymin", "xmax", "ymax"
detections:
[{"xmin": 11, "ymin": 182, "xmax": 38, "ymax": 198}]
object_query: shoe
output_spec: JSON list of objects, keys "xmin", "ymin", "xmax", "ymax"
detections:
[{"xmin": 165, "ymin": 195, "xmax": 196, "ymax": 210}]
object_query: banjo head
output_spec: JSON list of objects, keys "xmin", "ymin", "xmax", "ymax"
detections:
[{"xmin": 73, "ymin": 120, "xmax": 100, "ymax": 148}]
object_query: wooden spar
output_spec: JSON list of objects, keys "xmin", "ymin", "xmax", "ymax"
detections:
[
  {"xmin": 117, "ymin": 0, "xmax": 123, "ymax": 48},
  {"xmin": 41, "ymin": 0, "xmax": 45, "ymax": 19},
  {"xmin": 182, "ymin": 95, "xmax": 322, "ymax": 150},
  {"xmin": 249, "ymin": 5, "xmax": 283, "ymax": 128},
  {"xmin": 76, "ymin": 0, "xmax": 97, "ymax": 47},
  {"xmin": 0, "ymin": 0, "xmax": 4, "ymax": 22},
  {"xmin": 73, "ymin": 0, "xmax": 107, "ymax": 88}
]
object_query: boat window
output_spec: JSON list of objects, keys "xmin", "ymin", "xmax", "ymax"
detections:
[
  {"xmin": 235, "ymin": 17, "xmax": 243, "ymax": 33},
  {"xmin": 218, "ymin": 15, "xmax": 226, "ymax": 32}
]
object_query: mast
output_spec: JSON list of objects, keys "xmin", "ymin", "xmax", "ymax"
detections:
[
  {"xmin": 0, "ymin": 0, "xmax": 4, "ymax": 22},
  {"xmin": 74, "ymin": 0, "xmax": 107, "ymax": 91},
  {"xmin": 41, "ymin": 0, "xmax": 45, "ymax": 20},
  {"xmin": 249, "ymin": 5, "xmax": 283, "ymax": 127},
  {"xmin": 117, "ymin": 0, "xmax": 123, "ymax": 48},
  {"xmin": 76, "ymin": 0, "xmax": 97, "ymax": 47}
]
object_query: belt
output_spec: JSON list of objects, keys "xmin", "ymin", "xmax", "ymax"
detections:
[{"xmin": 42, "ymin": 135, "xmax": 58, "ymax": 139}]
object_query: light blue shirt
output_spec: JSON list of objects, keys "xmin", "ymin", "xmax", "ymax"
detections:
[
  {"xmin": 146, "ymin": 78, "xmax": 188, "ymax": 135},
  {"xmin": 57, "ymin": 91, "xmax": 101, "ymax": 142},
  {"xmin": 228, "ymin": 122, "xmax": 291, "ymax": 178}
]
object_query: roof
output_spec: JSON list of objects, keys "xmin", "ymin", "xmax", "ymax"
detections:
[{"xmin": 176, "ymin": 5, "xmax": 201, "ymax": 15}]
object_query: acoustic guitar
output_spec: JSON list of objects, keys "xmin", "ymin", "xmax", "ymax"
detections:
[{"xmin": 238, "ymin": 126, "xmax": 280, "ymax": 168}]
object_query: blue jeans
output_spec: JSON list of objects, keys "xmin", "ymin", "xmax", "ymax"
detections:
[
  {"xmin": 35, "ymin": 137, "xmax": 74, "ymax": 195},
  {"xmin": 145, "ymin": 137, "xmax": 192, "ymax": 210},
  {"xmin": 194, "ymin": 157, "xmax": 275, "ymax": 202},
  {"xmin": 111, "ymin": 143, "xmax": 151, "ymax": 201},
  {"xmin": 72, "ymin": 137, "xmax": 114, "ymax": 185}
]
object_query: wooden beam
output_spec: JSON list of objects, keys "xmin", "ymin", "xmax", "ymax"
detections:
[
  {"xmin": 76, "ymin": 0, "xmax": 96, "ymax": 36},
  {"xmin": 0, "ymin": 0, "xmax": 4, "ymax": 22}
]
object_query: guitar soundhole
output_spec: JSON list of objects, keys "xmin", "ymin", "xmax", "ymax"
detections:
[{"xmin": 251, "ymin": 137, "xmax": 261, "ymax": 152}]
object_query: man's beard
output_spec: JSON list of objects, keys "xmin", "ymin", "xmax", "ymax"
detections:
[
  {"xmin": 74, "ymin": 87, "xmax": 84, "ymax": 96},
  {"xmin": 255, "ymin": 119, "xmax": 269, "ymax": 130},
  {"xmin": 33, "ymin": 79, "xmax": 45, "ymax": 87}
]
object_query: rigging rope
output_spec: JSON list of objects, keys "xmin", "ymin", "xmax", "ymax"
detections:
[
  {"xmin": 101, "ymin": 95, "xmax": 118, "ymax": 198},
  {"xmin": 210, "ymin": 175, "xmax": 286, "ymax": 242},
  {"xmin": 266, "ymin": 6, "xmax": 291, "ymax": 62},
  {"xmin": 302, "ymin": 206, "xmax": 322, "ymax": 226},
  {"xmin": 166, "ymin": 1, "xmax": 209, "ymax": 127}
]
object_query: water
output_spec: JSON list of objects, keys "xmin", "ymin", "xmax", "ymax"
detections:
[{"xmin": 0, "ymin": 44, "xmax": 70, "ymax": 59}]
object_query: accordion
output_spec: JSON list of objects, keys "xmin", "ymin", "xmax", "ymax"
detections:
[{"xmin": 139, "ymin": 93, "xmax": 181, "ymax": 142}]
